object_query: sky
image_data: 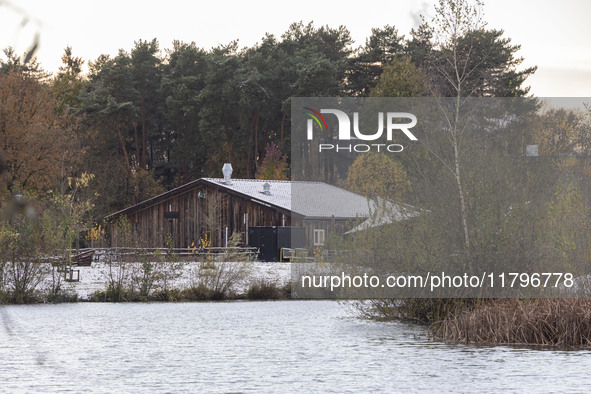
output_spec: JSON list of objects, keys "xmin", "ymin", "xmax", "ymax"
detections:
[{"xmin": 1, "ymin": 0, "xmax": 590, "ymax": 97}]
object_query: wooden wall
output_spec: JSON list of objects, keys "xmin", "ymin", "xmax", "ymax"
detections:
[
  {"xmin": 109, "ymin": 182, "xmax": 291, "ymax": 248},
  {"xmin": 107, "ymin": 181, "xmax": 363, "ymax": 250}
]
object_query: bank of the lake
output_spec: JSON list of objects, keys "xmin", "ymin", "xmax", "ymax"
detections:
[{"xmin": 0, "ymin": 260, "xmax": 293, "ymax": 303}]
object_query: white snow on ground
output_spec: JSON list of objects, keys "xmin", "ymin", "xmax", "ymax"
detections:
[{"xmin": 53, "ymin": 257, "xmax": 292, "ymax": 300}]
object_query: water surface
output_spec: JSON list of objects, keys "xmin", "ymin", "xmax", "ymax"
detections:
[{"xmin": 1, "ymin": 301, "xmax": 590, "ymax": 392}]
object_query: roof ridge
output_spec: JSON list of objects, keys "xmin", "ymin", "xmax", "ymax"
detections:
[
  {"xmin": 204, "ymin": 177, "xmax": 338, "ymax": 185},
  {"xmin": 204, "ymin": 177, "xmax": 291, "ymax": 183}
]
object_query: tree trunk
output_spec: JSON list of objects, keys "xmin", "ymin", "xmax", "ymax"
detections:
[
  {"xmin": 116, "ymin": 122, "xmax": 131, "ymax": 170},
  {"xmin": 453, "ymin": 90, "xmax": 470, "ymax": 253},
  {"xmin": 280, "ymin": 112, "xmax": 286, "ymax": 144},
  {"xmin": 254, "ymin": 109, "xmax": 259, "ymax": 170},
  {"xmin": 141, "ymin": 97, "xmax": 147, "ymax": 169},
  {"xmin": 133, "ymin": 121, "xmax": 140, "ymax": 166}
]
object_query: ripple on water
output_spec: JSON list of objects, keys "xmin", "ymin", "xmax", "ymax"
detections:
[{"xmin": 1, "ymin": 301, "xmax": 591, "ymax": 393}]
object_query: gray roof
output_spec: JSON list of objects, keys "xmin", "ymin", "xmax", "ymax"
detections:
[
  {"xmin": 203, "ymin": 178, "xmax": 292, "ymax": 211},
  {"xmin": 344, "ymin": 200, "xmax": 420, "ymax": 233},
  {"xmin": 106, "ymin": 177, "xmax": 415, "ymax": 223},
  {"xmin": 204, "ymin": 178, "xmax": 412, "ymax": 220}
]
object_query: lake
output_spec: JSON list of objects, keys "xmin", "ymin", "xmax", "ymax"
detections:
[{"xmin": 1, "ymin": 301, "xmax": 590, "ymax": 392}]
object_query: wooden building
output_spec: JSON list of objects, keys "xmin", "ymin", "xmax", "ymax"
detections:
[{"xmin": 105, "ymin": 165, "xmax": 415, "ymax": 249}]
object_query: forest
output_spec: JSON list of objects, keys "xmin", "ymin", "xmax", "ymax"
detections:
[{"xmin": 0, "ymin": 15, "xmax": 539, "ymax": 224}]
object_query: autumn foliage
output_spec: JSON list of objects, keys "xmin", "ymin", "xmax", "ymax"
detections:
[
  {"xmin": 256, "ymin": 143, "xmax": 289, "ymax": 181},
  {"xmin": 345, "ymin": 152, "xmax": 410, "ymax": 200},
  {"xmin": 0, "ymin": 70, "xmax": 80, "ymax": 194}
]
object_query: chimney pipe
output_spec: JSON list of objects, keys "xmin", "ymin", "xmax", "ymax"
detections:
[{"xmin": 222, "ymin": 163, "xmax": 233, "ymax": 185}]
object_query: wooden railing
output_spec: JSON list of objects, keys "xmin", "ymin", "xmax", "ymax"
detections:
[
  {"xmin": 43, "ymin": 246, "xmax": 264, "ymax": 266},
  {"xmin": 84, "ymin": 246, "xmax": 259, "ymax": 262}
]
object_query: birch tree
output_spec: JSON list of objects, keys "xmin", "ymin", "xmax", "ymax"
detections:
[{"xmin": 422, "ymin": 0, "xmax": 535, "ymax": 257}]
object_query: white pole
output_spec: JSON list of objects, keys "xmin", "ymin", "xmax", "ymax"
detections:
[
  {"xmin": 245, "ymin": 213, "xmax": 249, "ymax": 244},
  {"xmin": 225, "ymin": 226, "xmax": 228, "ymax": 247}
]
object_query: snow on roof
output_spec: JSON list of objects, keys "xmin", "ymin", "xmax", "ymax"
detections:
[
  {"xmin": 106, "ymin": 177, "xmax": 415, "ymax": 222},
  {"xmin": 203, "ymin": 178, "xmax": 412, "ymax": 220},
  {"xmin": 291, "ymin": 182, "xmax": 377, "ymax": 219},
  {"xmin": 344, "ymin": 200, "xmax": 421, "ymax": 234},
  {"xmin": 203, "ymin": 178, "xmax": 292, "ymax": 211}
]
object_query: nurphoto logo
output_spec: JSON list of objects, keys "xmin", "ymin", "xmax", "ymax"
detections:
[{"xmin": 304, "ymin": 107, "xmax": 418, "ymax": 153}]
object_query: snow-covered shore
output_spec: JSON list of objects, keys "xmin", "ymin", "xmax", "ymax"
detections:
[{"xmin": 56, "ymin": 259, "xmax": 292, "ymax": 300}]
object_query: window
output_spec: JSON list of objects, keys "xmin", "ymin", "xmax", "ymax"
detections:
[{"xmin": 314, "ymin": 229, "xmax": 325, "ymax": 246}]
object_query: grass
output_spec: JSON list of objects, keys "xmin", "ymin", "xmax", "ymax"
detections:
[{"xmin": 86, "ymin": 280, "xmax": 292, "ymax": 302}]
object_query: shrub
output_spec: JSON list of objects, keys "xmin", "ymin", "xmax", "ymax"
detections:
[
  {"xmin": 0, "ymin": 220, "xmax": 52, "ymax": 304},
  {"xmin": 180, "ymin": 284, "xmax": 213, "ymax": 301},
  {"xmin": 247, "ymin": 279, "xmax": 283, "ymax": 300},
  {"xmin": 354, "ymin": 298, "xmax": 474, "ymax": 325},
  {"xmin": 189, "ymin": 232, "xmax": 252, "ymax": 300},
  {"xmin": 44, "ymin": 290, "xmax": 78, "ymax": 303}
]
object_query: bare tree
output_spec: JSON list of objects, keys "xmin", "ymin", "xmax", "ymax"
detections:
[
  {"xmin": 429, "ymin": 0, "xmax": 486, "ymax": 253},
  {"xmin": 201, "ymin": 192, "xmax": 224, "ymax": 247}
]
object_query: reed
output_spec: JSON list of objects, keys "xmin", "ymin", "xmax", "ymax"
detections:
[{"xmin": 436, "ymin": 298, "xmax": 591, "ymax": 347}]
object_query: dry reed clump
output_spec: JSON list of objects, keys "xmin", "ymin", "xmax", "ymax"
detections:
[{"xmin": 435, "ymin": 298, "xmax": 591, "ymax": 347}]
